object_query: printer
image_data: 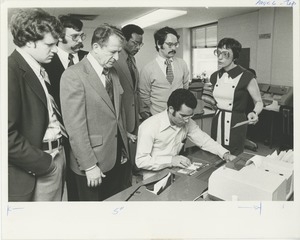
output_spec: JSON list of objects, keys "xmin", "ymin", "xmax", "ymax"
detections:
[
  {"xmin": 259, "ymin": 83, "xmax": 293, "ymax": 107},
  {"xmin": 208, "ymin": 152, "xmax": 293, "ymax": 201}
]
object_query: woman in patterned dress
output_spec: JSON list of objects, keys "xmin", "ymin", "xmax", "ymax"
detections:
[{"xmin": 210, "ymin": 38, "xmax": 263, "ymax": 155}]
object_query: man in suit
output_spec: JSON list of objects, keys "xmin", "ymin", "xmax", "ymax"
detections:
[
  {"xmin": 8, "ymin": 9, "xmax": 65, "ymax": 201},
  {"xmin": 43, "ymin": 15, "xmax": 88, "ymax": 111},
  {"xmin": 114, "ymin": 24, "xmax": 144, "ymax": 186},
  {"xmin": 139, "ymin": 26, "xmax": 190, "ymax": 119},
  {"xmin": 43, "ymin": 15, "xmax": 88, "ymax": 201},
  {"xmin": 60, "ymin": 24, "xmax": 130, "ymax": 201}
]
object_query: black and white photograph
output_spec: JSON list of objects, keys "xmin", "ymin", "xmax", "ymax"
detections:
[{"xmin": 1, "ymin": 0, "xmax": 299, "ymax": 239}]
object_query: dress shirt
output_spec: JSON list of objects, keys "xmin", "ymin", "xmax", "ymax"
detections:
[
  {"xmin": 57, "ymin": 47, "xmax": 79, "ymax": 69},
  {"xmin": 156, "ymin": 55, "xmax": 173, "ymax": 78},
  {"xmin": 136, "ymin": 110, "xmax": 228, "ymax": 179},
  {"xmin": 86, "ymin": 53, "xmax": 106, "ymax": 87},
  {"xmin": 16, "ymin": 47, "xmax": 61, "ymax": 142}
]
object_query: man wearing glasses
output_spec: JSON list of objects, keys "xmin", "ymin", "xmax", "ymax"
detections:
[
  {"xmin": 139, "ymin": 26, "xmax": 190, "ymax": 120},
  {"xmin": 43, "ymin": 15, "xmax": 88, "ymax": 201},
  {"xmin": 136, "ymin": 89, "xmax": 236, "ymax": 180},
  {"xmin": 114, "ymin": 24, "xmax": 144, "ymax": 186}
]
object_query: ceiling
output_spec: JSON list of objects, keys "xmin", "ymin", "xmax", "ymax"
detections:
[{"xmin": 8, "ymin": 7, "xmax": 261, "ymax": 30}]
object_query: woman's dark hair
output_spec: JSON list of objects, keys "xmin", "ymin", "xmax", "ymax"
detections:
[
  {"xmin": 217, "ymin": 38, "xmax": 242, "ymax": 62},
  {"xmin": 167, "ymin": 89, "xmax": 197, "ymax": 112}
]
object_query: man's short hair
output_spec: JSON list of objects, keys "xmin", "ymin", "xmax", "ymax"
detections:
[
  {"xmin": 154, "ymin": 26, "xmax": 180, "ymax": 52},
  {"xmin": 10, "ymin": 8, "xmax": 63, "ymax": 47},
  {"xmin": 91, "ymin": 24, "xmax": 125, "ymax": 47},
  {"xmin": 58, "ymin": 15, "xmax": 83, "ymax": 32},
  {"xmin": 167, "ymin": 89, "xmax": 197, "ymax": 112},
  {"xmin": 121, "ymin": 24, "xmax": 144, "ymax": 41}
]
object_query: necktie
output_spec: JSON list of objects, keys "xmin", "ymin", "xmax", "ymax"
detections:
[
  {"xmin": 127, "ymin": 56, "xmax": 136, "ymax": 87},
  {"xmin": 165, "ymin": 58, "xmax": 174, "ymax": 84},
  {"xmin": 68, "ymin": 53, "xmax": 74, "ymax": 67},
  {"xmin": 102, "ymin": 68, "xmax": 114, "ymax": 105},
  {"xmin": 40, "ymin": 67, "xmax": 68, "ymax": 138}
]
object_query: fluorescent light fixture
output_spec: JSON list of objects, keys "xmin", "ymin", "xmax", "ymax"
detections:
[{"xmin": 122, "ymin": 9, "xmax": 187, "ymax": 28}]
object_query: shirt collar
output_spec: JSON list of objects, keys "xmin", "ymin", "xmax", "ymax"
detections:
[
  {"xmin": 87, "ymin": 52, "xmax": 104, "ymax": 75},
  {"xmin": 16, "ymin": 47, "xmax": 42, "ymax": 77},
  {"xmin": 218, "ymin": 65, "xmax": 243, "ymax": 79},
  {"xmin": 156, "ymin": 55, "xmax": 173, "ymax": 65},
  {"xmin": 159, "ymin": 110, "xmax": 181, "ymax": 132}
]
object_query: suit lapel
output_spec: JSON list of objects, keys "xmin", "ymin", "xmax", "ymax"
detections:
[
  {"xmin": 13, "ymin": 51, "xmax": 47, "ymax": 107},
  {"xmin": 117, "ymin": 51, "xmax": 135, "ymax": 89},
  {"xmin": 83, "ymin": 59, "xmax": 115, "ymax": 114}
]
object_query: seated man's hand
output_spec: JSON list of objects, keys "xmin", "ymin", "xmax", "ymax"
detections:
[
  {"xmin": 171, "ymin": 155, "xmax": 191, "ymax": 168},
  {"xmin": 85, "ymin": 166, "xmax": 106, "ymax": 187},
  {"xmin": 223, "ymin": 152, "xmax": 236, "ymax": 162}
]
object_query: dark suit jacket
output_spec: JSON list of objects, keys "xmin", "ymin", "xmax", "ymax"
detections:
[
  {"xmin": 60, "ymin": 57, "xmax": 129, "ymax": 176},
  {"xmin": 8, "ymin": 50, "xmax": 55, "ymax": 201},
  {"xmin": 114, "ymin": 50, "xmax": 140, "ymax": 134},
  {"xmin": 43, "ymin": 50, "xmax": 87, "ymax": 110}
]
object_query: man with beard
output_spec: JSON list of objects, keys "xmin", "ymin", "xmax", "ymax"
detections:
[
  {"xmin": 138, "ymin": 27, "xmax": 190, "ymax": 120},
  {"xmin": 43, "ymin": 15, "xmax": 87, "ymax": 201},
  {"xmin": 43, "ymin": 15, "xmax": 88, "ymax": 111}
]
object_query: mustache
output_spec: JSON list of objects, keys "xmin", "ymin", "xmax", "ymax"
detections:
[
  {"xmin": 71, "ymin": 42, "xmax": 84, "ymax": 51},
  {"xmin": 168, "ymin": 50, "xmax": 176, "ymax": 54}
]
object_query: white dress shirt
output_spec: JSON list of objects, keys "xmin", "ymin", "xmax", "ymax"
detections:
[
  {"xmin": 57, "ymin": 47, "xmax": 79, "ymax": 69},
  {"xmin": 136, "ymin": 110, "xmax": 228, "ymax": 179},
  {"xmin": 86, "ymin": 53, "xmax": 107, "ymax": 87},
  {"xmin": 16, "ymin": 47, "xmax": 61, "ymax": 142},
  {"xmin": 155, "ymin": 55, "xmax": 173, "ymax": 77}
]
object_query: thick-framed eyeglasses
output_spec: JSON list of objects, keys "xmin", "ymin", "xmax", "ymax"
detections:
[
  {"xmin": 164, "ymin": 42, "xmax": 180, "ymax": 48},
  {"xmin": 66, "ymin": 33, "xmax": 86, "ymax": 42},
  {"xmin": 178, "ymin": 112, "xmax": 194, "ymax": 120},
  {"xmin": 129, "ymin": 39, "xmax": 144, "ymax": 48},
  {"xmin": 214, "ymin": 49, "xmax": 231, "ymax": 59}
]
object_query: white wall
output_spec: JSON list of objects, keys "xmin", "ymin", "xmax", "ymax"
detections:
[{"xmin": 218, "ymin": 8, "xmax": 293, "ymax": 87}]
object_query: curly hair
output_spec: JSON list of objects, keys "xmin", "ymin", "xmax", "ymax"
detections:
[
  {"xmin": 10, "ymin": 8, "xmax": 64, "ymax": 47},
  {"xmin": 121, "ymin": 24, "xmax": 144, "ymax": 41},
  {"xmin": 91, "ymin": 24, "xmax": 125, "ymax": 47},
  {"xmin": 154, "ymin": 26, "xmax": 180, "ymax": 52},
  {"xmin": 167, "ymin": 89, "xmax": 197, "ymax": 112}
]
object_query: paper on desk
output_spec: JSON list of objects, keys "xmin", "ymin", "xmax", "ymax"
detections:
[
  {"xmin": 231, "ymin": 120, "xmax": 250, "ymax": 129},
  {"xmin": 177, "ymin": 163, "xmax": 199, "ymax": 175},
  {"xmin": 148, "ymin": 172, "xmax": 172, "ymax": 195}
]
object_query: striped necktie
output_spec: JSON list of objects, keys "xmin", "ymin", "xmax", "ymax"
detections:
[
  {"xmin": 102, "ymin": 68, "xmax": 114, "ymax": 105},
  {"xmin": 127, "ymin": 56, "xmax": 136, "ymax": 86},
  {"xmin": 68, "ymin": 53, "xmax": 74, "ymax": 67},
  {"xmin": 165, "ymin": 58, "xmax": 174, "ymax": 84},
  {"xmin": 40, "ymin": 67, "xmax": 68, "ymax": 138}
]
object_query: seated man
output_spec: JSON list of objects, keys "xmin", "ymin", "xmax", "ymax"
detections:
[{"xmin": 136, "ymin": 89, "xmax": 236, "ymax": 180}]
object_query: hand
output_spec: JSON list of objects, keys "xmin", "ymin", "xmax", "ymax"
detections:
[
  {"xmin": 85, "ymin": 166, "xmax": 106, "ymax": 187},
  {"xmin": 223, "ymin": 152, "xmax": 236, "ymax": 162},
  {"xmin": 247, "ymin": 111, "xmax": 259, "ymax": 125},
  {"xmin": 140, "ymin": 112, "xmax": 151, "ymax": 121},
  {"xmin": 127, "ymin": 132, "xmax": 137, "ymax": 143},
  {"xmin": 171, "ymin": 155, "xmax": 191, "ymax": 168}
]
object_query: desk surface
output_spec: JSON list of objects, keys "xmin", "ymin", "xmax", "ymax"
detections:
[{"xmin": 106, "ymin": 148, "xmax": 254, "ymax": 201}]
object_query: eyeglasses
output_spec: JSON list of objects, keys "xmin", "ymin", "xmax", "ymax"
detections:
[
  {"xmin": 129, "ymin": 39, "xmax": 144, "ymax": 48},
  {"xmin": 164, "ymin": 42, "xmax": 180, "ymax": 48},
  {"xmin": 178, "ymin": 112, "xmax": 194, "ymax": 120},
  {"xmin": 214, "ymin": 49, "xmax": 231, "ymax": 59},
  {"xmin": 66, "ymin": 33, "xmax": 86, "ymax": 42}
]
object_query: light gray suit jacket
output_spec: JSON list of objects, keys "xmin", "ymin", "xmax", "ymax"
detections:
[
  {"xmin": 114, "ymin": 50, "xmax": 140, "ymax": 134},
  {"xmin": 60, "ymin": 57, "xmax": 128, "ymax": 176}
]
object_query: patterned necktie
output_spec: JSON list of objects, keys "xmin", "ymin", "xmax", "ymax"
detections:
[
  {"xmin": 127, "ymin": 56, "xmax": 136, "ymax": 87},
  {"xmin": 68, "ymin": 53, "xmax": 74, "ymax": 67},
  {"xmin": 102, "ymin": 68, "xmax": 114, "ymax": 105},
  {"xmin": 165, "ymin": 58, "xmax": 174, "ymax": 84},
  {"xmin": 40, "ymin": 67, "xmax": 68, "ymax": 138}
]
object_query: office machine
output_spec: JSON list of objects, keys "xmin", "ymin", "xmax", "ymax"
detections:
[
  {"xmin": 208, "ymin": 153, "xmax": 293, "ymax": 201},
  {"xmin": 259, "ymin": 83, "xmax": 293, "ymax": 106}
]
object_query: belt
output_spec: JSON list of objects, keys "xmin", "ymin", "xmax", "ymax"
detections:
[{"xmin": 42, "ymin": 137, "xmax": 64, "ymax": 151}]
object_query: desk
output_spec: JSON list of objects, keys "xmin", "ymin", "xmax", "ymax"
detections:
[{"xmin": 105, "ymin": 148, "xmax": 254, "ymax": 201}]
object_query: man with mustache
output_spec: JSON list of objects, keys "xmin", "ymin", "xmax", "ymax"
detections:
[
  {"xmin": 139, "ymin": 26, "xmax": 190, "ymax": 120},
  {"xmin": 43, "ymin": 15, "xmax": 88, "ymax": 201},
  {"xmin": 43, "ymin": 15, "xmax": 88, "ymax": 111},
  {"xmin": 60, "ymin": 24, "xmax": 129, "ymax": 201},
  {"xmin": 8, "ymin": 9, "xmax": 65, "ymax": 201}
]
